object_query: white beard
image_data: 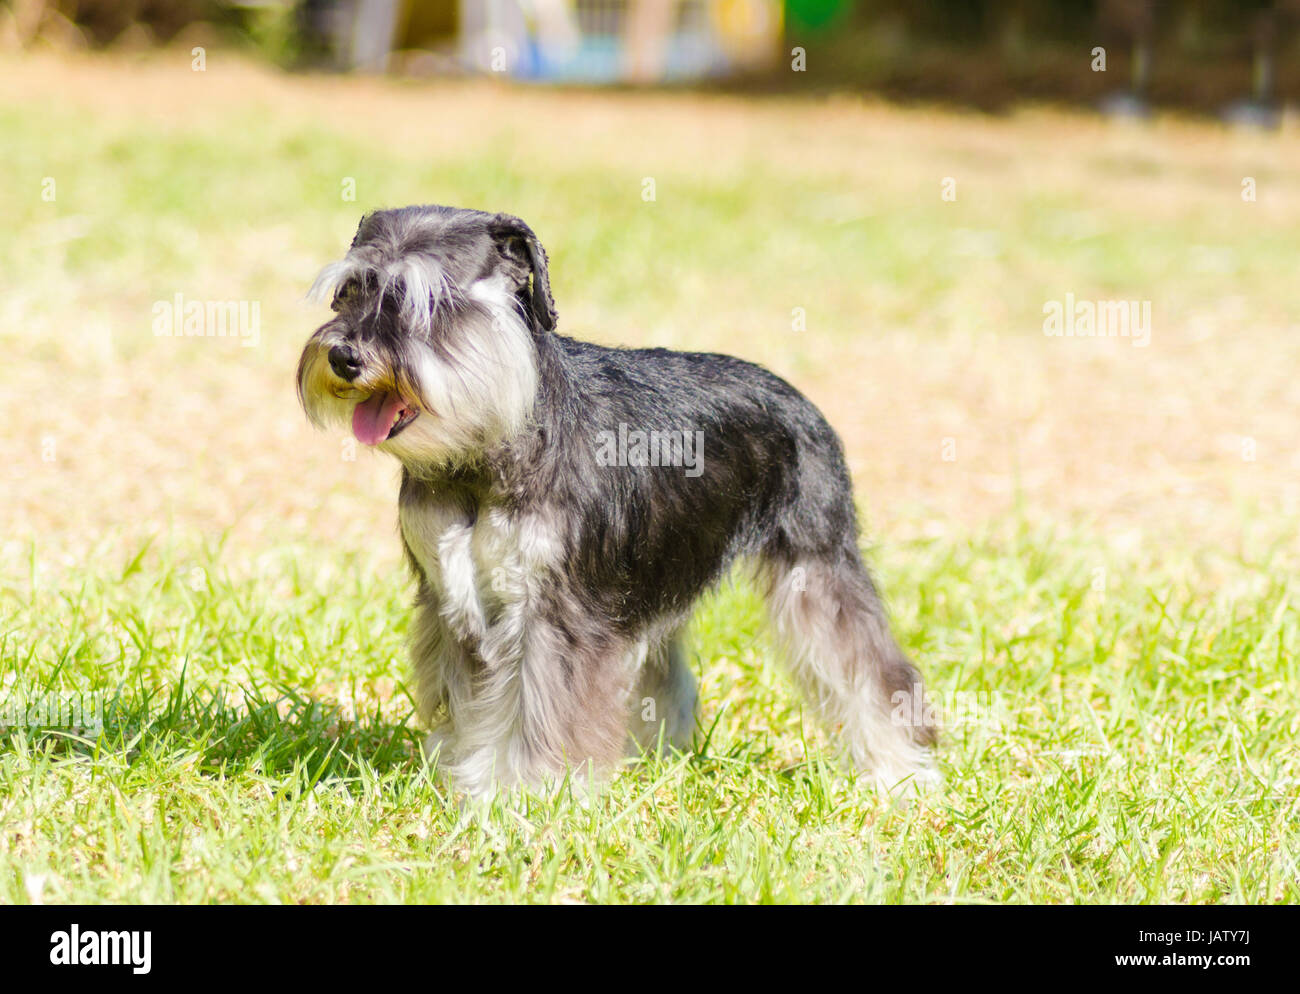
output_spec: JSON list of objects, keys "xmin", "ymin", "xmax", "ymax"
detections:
[{"xmin": 379, "ymin": 275, "xmax": 539, "ymax": 469}]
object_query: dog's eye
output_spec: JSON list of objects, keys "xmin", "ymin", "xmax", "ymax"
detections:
[{"xmin": 332, "ymin": 280, "xmax": 358, "ymax": 311}]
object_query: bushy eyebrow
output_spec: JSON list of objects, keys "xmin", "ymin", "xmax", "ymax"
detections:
[{"xmin": 309, "ymin": 251, "xmax": 462, "ymax": 336}]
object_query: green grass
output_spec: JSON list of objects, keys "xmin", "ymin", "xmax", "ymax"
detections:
[
  {"xmin": 3, "ymin": 521, "xmax": 1296, "ymax": 903},
  {"xmin": 2, "ymin": 53, "xmax": 1298, "ymax": 904}
]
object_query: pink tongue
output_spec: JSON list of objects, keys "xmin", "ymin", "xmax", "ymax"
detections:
[{"xmin": 352, "ymin": 392, "xmax": 405, "ymax": 445}]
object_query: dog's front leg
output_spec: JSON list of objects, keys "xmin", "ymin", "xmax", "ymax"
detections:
[
  {"xmin": 412, "ymin": 586, "xmax": 532, "ymax": 797},
  {"xmin": 446, "ymin": 596, "xmax": 638, "ymax": 797},
  {"xmin": 416, "ymin": 506, "xmax": 638, "ymax": 797},
  {"xmin": 410, "ymin": 588, "xmax": 475, "ymax": 770}
]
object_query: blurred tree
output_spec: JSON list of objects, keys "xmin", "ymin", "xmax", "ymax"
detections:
[{"xmin": 787, "ymin": 0, "xmax": 850, "ymax": 33}]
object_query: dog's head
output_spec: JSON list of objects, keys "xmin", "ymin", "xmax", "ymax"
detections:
[{"xmin": 297, "ymin": 205, "xmax": 554, "ymax": 467}]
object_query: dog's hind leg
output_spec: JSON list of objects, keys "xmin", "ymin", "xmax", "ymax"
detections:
[
  {"xmin": 629, "ymin": 628, "xmax": 698, "ymax": 755},
  {"xmin": 759, "ymin": 543, "xmax": 939, "ymax": 795}
]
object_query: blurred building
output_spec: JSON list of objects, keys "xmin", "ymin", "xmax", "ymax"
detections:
[
  {"xmin": 17, "ymin": 1, "xmax": 1298, "ymax": 117},
  {"xmin": 319, "ymin": 0, "xmax": 784, "ymax": 80}
]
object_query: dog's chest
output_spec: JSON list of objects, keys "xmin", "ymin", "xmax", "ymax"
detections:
[{"xmin": 399, "ymin": 492, "xmax": 556, "ymax": 643}]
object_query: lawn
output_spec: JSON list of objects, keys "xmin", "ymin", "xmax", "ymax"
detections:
[{"xmin": 1, "ymin": 51, "xmax": 1297, "ymax": 904}]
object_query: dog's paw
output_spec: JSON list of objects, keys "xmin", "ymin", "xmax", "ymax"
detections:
[
  {"xmin": 421, "ymin": 729, "xmax": 454, "ymax": 768},
  {"xmin": 873, "ymin": 757, "xmax": 943, "ymax": 802}
]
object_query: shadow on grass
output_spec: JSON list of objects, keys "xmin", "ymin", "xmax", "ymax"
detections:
[{"xmin": 2, "ymin": 680, "xmax": 423, "ymax": 784}]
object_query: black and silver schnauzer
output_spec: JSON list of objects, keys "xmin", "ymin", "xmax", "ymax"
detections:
[{"xmin": 298, "ymin": 205, "xmax": 938, "ymax": 798}]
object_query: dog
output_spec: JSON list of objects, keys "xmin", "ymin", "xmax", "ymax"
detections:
[{"xmin": 297, "ymin": 205, "xmax": 938, "ymax": 798}]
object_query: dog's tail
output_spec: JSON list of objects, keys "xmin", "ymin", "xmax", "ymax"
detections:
[{"xmin": 758, "ymin": 541, "xmax": 939, "ymax": 795}]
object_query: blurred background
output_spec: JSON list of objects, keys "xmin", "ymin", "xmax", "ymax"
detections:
[{"xmin": 7, "ymin": 0, "xmax": 1300, "ymax": 116}]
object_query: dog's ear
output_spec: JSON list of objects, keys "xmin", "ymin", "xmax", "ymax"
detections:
[
  {"xmin": 349, "ymin": 211, "xmax": 375, "ymax": 249},
  {"xmin": 488, "ymin": 213, "xmax": 557, "ymax": 332}
]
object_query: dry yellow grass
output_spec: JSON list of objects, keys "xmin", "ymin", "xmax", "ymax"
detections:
[{"xmin": 3, "ymin": 51, "xmax": 1298, "ymax": 567}]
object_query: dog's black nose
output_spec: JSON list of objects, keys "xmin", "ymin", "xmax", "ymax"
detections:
[{"xmin": 328, "ymin": 344, "xmax": 362, "ymax": 381}]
